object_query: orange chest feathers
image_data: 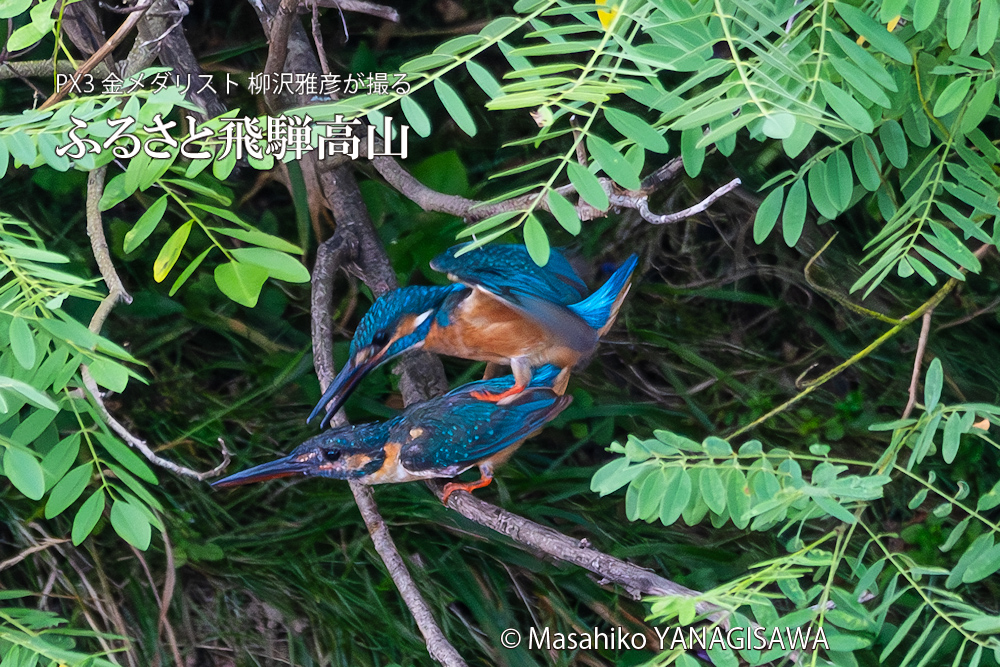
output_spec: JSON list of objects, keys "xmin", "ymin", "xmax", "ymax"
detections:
[{"xmin": 423, "ymin": 289, "xmax": 581, "ymax": 368}]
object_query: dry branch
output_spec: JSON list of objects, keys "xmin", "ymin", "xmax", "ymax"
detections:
[{"xmin": 82, "ymin": 166, "xmax": 231, "ymax": 480}]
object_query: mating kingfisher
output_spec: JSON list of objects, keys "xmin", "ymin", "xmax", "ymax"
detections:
[
  {"xmin": 215, "ymin": 367, "xmax": 572, "ymax": 503},
  {"xmin": 307, "ymin": 243, "xmax": 638, "ymax": 428}
]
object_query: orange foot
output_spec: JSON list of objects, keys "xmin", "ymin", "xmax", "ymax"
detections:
[
  {"xmin": 470, "ymin": 383, "xmax": 525, "ymax": 403},
  {"xmin": 442, "ymin": 473, "xmax": 494, "ymax": 504}
]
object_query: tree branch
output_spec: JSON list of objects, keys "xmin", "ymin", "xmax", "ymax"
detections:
[{"xmin": 82, "ymin": 166, "xmax": 231, "ymax": 481}]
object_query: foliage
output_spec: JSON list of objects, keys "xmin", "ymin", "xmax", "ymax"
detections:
[{"xmin": 1, "ymin": 0, "xmax": 1000, "ymax": 665}]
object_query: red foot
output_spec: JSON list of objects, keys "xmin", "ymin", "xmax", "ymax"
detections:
[
  {"xmin": 442, "ymin": 474, "xmax": 494, "ymax": 504},
  {"xmin": 470, "ymin": 383, "xmax": 525, "ymax": 403}
]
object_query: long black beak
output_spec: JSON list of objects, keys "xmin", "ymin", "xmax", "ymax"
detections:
[
  {"xmin": 211, "ymin": 454, "xmax": 312, "ymax": 488},
  {"xmin": 307, "ymin": 352, "xmax": 382, "ymax": 428}
]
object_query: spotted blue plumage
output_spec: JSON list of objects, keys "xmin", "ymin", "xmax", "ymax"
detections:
[
  {"xmin": 348, "ymin": 284, "xmax": 464, "ymax": 360},
  {"xmin": 214, "ymin": 367, "xmax": 571, "ymax": 489}
]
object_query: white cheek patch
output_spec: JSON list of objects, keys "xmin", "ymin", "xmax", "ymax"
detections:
[{"xmin": 412, "ymin": 310, "xmax": 433, "ymax": 328}]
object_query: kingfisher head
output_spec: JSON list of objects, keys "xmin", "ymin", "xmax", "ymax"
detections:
[
  {"xmin": 212, "ymin": 424, "xmax": 389, "ymax": 487},
  {"xmin": 308, "ymin": 285, "xmax": 460, "ymax": 427}
]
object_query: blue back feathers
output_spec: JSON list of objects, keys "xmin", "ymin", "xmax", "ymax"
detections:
[
  {"xmin": 568, "ymin": 254, "xmax": 638, "ymax": 330},
  {"xmin": 431, "ymin": 243, "xmax": 588, "ymax": 306}
]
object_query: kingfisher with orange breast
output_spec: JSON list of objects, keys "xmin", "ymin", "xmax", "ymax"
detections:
[
  {"xmin": 307, "ymin": 243, "xmax": 638, "ymax": 428},
  {"xmin": 217, "ymin": 367, "xmax": 572, "ymax": 502}
]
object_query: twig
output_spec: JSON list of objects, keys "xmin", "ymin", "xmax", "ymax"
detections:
[
  {"xmin": 301, "ymin": 0, "xmax": 400, "ymax": 22},
  {"xmin": 0, "ymin": 537, "xmax": 69, "ymax": 572},
  {"xmin": 902, "ymin": 310, "xmax": 933, "ymax": 419},
  {"xmin": 729, "ymin": 243, "xmax": 995, "ymax": 439},
  {"xmin": 310, "ymin": 0, "xmax": 331, "ymax": 75},
  {"xmin": 611, "ymin": 177, "xmax": 742, "ymax": 225},
  {"xmin": 39, "ymin": 3, "xmax": 151, "ymax": 109},
  {"xmin": 82, "ymin": 166, "xmax": 231, "ymax": 480}
]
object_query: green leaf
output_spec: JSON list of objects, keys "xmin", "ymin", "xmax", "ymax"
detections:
[
  {"xmin": 762, "ymin": 112, "xmax": 796, "ymax": 139},
  {"xmin": 214, "ymin": 260, "xmax": 268, "ymax": 307},
  {"xmin": 567, "ymin": 162, "xmax": 609, "ymax": 210},
  {"xmin": 587, "ymin": 135, "xmax": 641, "ymax": 190},
  {"xmin": 400, "ymin": 96, "xmax": 431, "ymax": 138},
  {"xmin": 753, "ymin": 186, "xmax": 784, "ymax": 244},
  {"xmin": 941, "ymin": 516, "xmax": 970, "ymax": 552},
  {"xmin": 827, "ymin": 149, "xmax": 854, "ymax": 212},
  {"xmin": 72, "ymin": 489, "xmax": 105, "ymax": 545},
  {"xmin": 124, "ymin": 195, "xmax": 168, "ymax": 253},
  {"xmin": 0, "ymin": 376, "xmax": 58, "ymax": 411},
  {"xmin": 829, "ymin": 56, "xmax": 891, "ymax": 107},
  {"xmin": 591, "ymin": 457, "xmax": 643, "ymax": 495},
  {"xmin": 605, "ymin": 108, "xmax": 668, "ymax": 153},
  {"xmin": 813, "ymin": 495, "xmax": 856, "ymax": 523},
  {"xmin": 88, "ymin": 358, "xmax": 129, "ymax": 393},
  {"xmin": 208, "ymin": 227, "xmax": 302, "ymax": 254},
  {"xmin": 680, "ymin": 127, "xmax": 705, "ymax": 177},
  {"xmin": 467, "ymin": 60, "xmax": 502, "ymax": 99},
  {"xmin": 230, "ymin": 247, "xmax": 310, "ymax": 283},
  {"xmin": 700, "ymin": 467, "xmax": 726, "ymax": 514},
  {"xmin": 960, "ymin": 77, "xmax": 998, "ymax": 134},
  {"xmin": 962, "ymin": 615, "xmax": 1000, "ymax": 633},
  {"xmin": 933, "ymin": 77, "xmax": 972, "ymax": 118},
  {"xmin": 835, "ymin": 3, "xmax": 913, "ymax": 64},
  {"xmin": 169, "ymin": 246, "xmax": 213, "ymax": 297},
  {"xmin": 829, "ymin": 31, "xmax": 898, "ymax": 91},
  {"xmin": 782, "ymin": 179, "xmax": 807, "ymax": 247},
  {"xmin": 45, "ymin": 463, "xmax": 93, "ymax": 519},
  {"xmin": 9, "ymin": 316, "xmax": 35, "ymax": 369},
  {"xmin": 110, "ymin": 499, "xmax": 152, "ymax": 550},
  {"xmin": 3, "ymin": 446, "xmax": 45, "ymax": 500},
  {"xmin": 978, "ymin": 0, "xmax": 1000, "ymax": 54},
  {"xmin": 782, "ymin": 119, "xmax": 816, "ymax": 158},
  {"xmin": 820, "ymin": 80, "xmax": 874, "ymax": 132},
  {"xmin": 153, "ymin": 220, "xmax": 193, "ymax": 283},
  {"xmin": 913, "ymin": 0, "xmax": 940, "ymax": 30},
  {"xmin": 659, "ymin": 467, "xmax": 692, "ymax": 526},
  {"xmin": 522, "ymin": 214, "xmax": 550, "ymax": 266},
  {"xmin": 808, "ymin": 162, "xmax": 839, "ymax": 219},
  {"xmin": 852, "ymin": 136, "xmax": 882, "ymax": 191},
  {"xmin": 99, "ymin": 173, "xmax": 134, "ymax": 211},
  {"xmin": 924, "ymin": 358, "xmax": 943, "ymax": 412},
  {"xmin": 547, "ymin": 190, "xmax": 580, "ymax": 235},
  {"xmin": 434, "ymin": 79, "xmax": 477, "ymax": 136},
  {"xmin": 946, "ymin": 0, "xmax": 972, "ymax": 49},
  {"xmin": 942, "ymin": 413, "xmax": 962, "ymax": 463},
  {"xmin": 880, "ymin": 120, "xmax": 908, "ymax": 168}
]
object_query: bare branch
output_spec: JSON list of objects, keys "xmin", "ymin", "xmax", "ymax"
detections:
[
  {"xmin": 40, "ymin": 3, "xmax": 150, "ymax": 109},
  {"xmin": 302, "ymin": 0, "xmax": 400, "ymax": 22},
  {"xmin": 902, "ymin": 310, "xmax": 933, "ymax": 419},
  {"xmin": 611, "ymin": 177, "xmax": 742, "ymax": 225},
  {"xmin": 82, "ymin": 166, "xmax": 231, "ymax": 481}
]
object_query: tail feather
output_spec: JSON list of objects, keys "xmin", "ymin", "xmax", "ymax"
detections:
[{"xmin": 568, "ymin": 255, "xmax": 638, "ymax": 332}]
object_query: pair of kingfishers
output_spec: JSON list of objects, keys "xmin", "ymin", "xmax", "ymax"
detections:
[{"xmin": 215, "ymin": 244, "xmax": 638, "ymax": 501}]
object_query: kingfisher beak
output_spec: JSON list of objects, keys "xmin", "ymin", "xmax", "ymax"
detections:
[
  {"xmin": 211, "ymin": 453, "xmax": 313, "ymax": 488},
  {"xmin": 306, "ymin": 346, "xmax": 388, "ymax": 428}
]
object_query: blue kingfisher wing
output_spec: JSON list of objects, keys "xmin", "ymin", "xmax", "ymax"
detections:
[
  {"xmin": 396, "ymin": 387, "xmax": 572, "ymax": 473},
  {"xmin": 431, "ymin": 243, "xmax": 588, "ymax": 307}
]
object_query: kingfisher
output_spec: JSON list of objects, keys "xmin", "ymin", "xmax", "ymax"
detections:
[
  {"xmin": 307, "ymin": 243, "xmax": 638, "ymax": 428},
  {"xmin": 215, "ymin": 367, "xmax": 573, "ymax": 503}
]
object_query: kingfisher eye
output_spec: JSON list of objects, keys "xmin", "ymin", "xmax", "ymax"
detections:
[
  {"xmin": 371, "ymin": 331, "xmax": 390, "ymax": 348},
  {"xmin": 325, "ymin": 449, "xmax": 342, "ymax": 461}
]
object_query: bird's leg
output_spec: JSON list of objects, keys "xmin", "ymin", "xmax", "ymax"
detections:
[
  {"xmin": 481, "ymin": 362, "xmax": 505, "ymax": 380},
  {"xmin": 470, "ymin": 358, "xmax": 532, "ymax": 402},
  {"xmin": 441, "ymin": 465, "xmax": 494, "ymax": 504}
]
